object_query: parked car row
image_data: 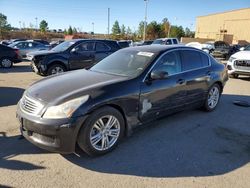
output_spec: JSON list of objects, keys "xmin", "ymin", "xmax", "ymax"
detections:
[{"xmin": 186, "ymin": 41, "xmax": 241, "ymax": 60}]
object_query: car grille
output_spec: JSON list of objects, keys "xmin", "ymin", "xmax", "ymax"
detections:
[
  {"xmin": 20, "ymin": 96, "xmax": 44, "ymax": 115},
  {"xmin": 234, "ymin": 60, "xmax": 250, "ymax": 71}
]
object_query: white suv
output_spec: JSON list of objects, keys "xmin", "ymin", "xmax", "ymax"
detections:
[
  {"xmin": 227, "ymin": 45, "xmax": 250, "ymax": 78},
  {"xmin": 152, "ymin": 38, "xmax": 179, "ymax": 45}
]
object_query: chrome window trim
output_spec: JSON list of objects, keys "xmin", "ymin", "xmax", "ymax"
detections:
[{"xmin": 142, "ymin": 48, "xmax": 211, "ymax": 82}]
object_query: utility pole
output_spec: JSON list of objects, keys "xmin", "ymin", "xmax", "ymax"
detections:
[
  {"xmin": 108, "ymin": 8, "xmax": 110, "ymax": 37},
  {"xmin": 92, "ymin": 22, "xmax": 94, "ymax": 35},
  {"xmin": 143, "ymin": 0, "xmax": 148, "ymax": 41},
  {"xmin": 35, "ymin": 17, "xmax": 38, "ymax": 31}
]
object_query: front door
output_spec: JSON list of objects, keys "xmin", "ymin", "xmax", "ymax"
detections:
[
  {"xmin": 139, "ymin": 50, "xmax": 188, "ymax": 122},
  {"xmin": 69, "ymin": 41, "xmax": 95, "ymax": 69}
]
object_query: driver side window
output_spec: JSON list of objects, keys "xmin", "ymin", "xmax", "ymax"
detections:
[
  {"xmin": 75, "ymin": 42, "xmax": 94, "ymax": 53},
  {"xmin": 153, "ymin": 51, "xmax": 181, "ymax": 76}
]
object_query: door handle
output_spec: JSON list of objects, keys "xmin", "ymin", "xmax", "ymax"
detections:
[
  {"xmin": 177, "ymin": 79, "xmax": 185, "ymax": 85},
  {"xmin": 207, "ymin": 71, "xmax": 211, "ymax": 76}
]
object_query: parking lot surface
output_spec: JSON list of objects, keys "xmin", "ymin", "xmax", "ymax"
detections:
[{"xmin": 0, "ymin": 62, "xmax": 250, "ymax": 188}]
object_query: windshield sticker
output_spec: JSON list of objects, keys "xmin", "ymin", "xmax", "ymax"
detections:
[{"xmin": 137, "ymin": 52, "xmax": 154, "ymax": 57}]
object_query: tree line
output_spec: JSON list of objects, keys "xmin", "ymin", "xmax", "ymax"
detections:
[
  {"xmin": 1, "ymin": 12, "xmax": 194, "ymax": 40},
  {"xmin": 111, "ymin": 18, "xmax": 194, "ymax": 40}
]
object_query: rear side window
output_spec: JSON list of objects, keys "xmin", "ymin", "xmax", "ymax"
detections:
[
  {"xmin": 180, "ymin": 50, "xmax": 209, "ymax": 71},
  {"xmin": 165, "ymin": 39, "xmax": 172, "ymax": 45},
  {"xmin": 173, "ymin": 39, "xmax": 178, "ymax": 44},
  {"xmin": 96, "ymin": 42, "xmax": 111, "ymax": 52}
]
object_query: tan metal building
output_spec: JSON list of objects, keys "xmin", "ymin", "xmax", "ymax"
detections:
[{"xmin": 195, "ymin": 8, "xmax": 250, "ymax": 44}]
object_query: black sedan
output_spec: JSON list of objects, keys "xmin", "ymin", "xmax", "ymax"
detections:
[
  {"xmin": 16, "ymin": 45, "xmax": 228, "ymax": 156},
  {"xmin": 0, "ymin": 44, "xmax": 22, "ymax": 68},
  {"xmin": 28, "ymin": 39, "xmax": 121, "ymax": 76}
]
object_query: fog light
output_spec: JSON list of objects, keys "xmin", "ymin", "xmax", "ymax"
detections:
[{"xmin": 227, "ymin": 65, "xmax": 232, "ymax": 70}]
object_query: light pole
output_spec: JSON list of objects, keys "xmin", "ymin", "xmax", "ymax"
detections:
[
  {"xmin": 92, "ymin": 22, "xmax": 94, "ymax": 35},
  {"xmin": 35, "ymin": 17, "xmax": 38, "ymax": 31},
  {"xmin": 143, "ymin": 0, "xmax": 148, "ymax": 41}
]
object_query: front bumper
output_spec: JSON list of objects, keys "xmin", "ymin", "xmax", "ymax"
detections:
[
  {"xmin": 227, "ymin": 60, "xmax": 250, "ymax": 76},
  {"xmin": 16, "ymin": 104, "xmax": 87, "ymax": 154}
]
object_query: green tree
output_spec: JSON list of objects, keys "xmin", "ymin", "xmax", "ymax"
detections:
[
  {"xmin": 126, "ymin": 27, "xmax": 132, "ymax": 36},
  {"xmin": 39, "ymin": 20, "xmax": 48, "ymax": 32},
  {"xmin": 137, "ymin": 21, "xmax": 144, "ymax": 38},
  {"xmin": 169, "ymin": 25, "xmax": 185, "ymax": 39},
  {"xmin": 112, "ymin": 20, "xmax": 121, "ymax": 35},
  {"xmin": 161, "ymin": 18, "xmax": 170, "ymax": 37},
  {"xmin": 146, "ymin": 21, "xmax": 162, "ymax": 40},
  {"xmin": 73, "ymin": 27, "xmax": 78, "ymax": 34},
  {"xmin": 184, "ymin": 27, "xmax": 195, "ymax": 38},
  {"xmin": 121, "ymin": 24, "xmax": 126, "ymax": 36},
  {"xmin": 64, "ymin": 29, "xmax": 67, "ymax": 35},
  {"xmin": 68, "ymin": 26, "xmax": 73, "ymax": 35},
  {"xmin": 0, "ymin": 13, "xmax": 11, "ymax": 29}
]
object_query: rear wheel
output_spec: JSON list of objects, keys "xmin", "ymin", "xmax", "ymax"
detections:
[
  {"xmin": 203, "ymin": 84, "xmax": 221, "ymax": 112},
  {"xmin": 77, "ymin": 107, "xmax": 125, "ymax": 156},
  {"xmin": 0, "ymin": 57, "xmax": 13, "ymax": 68},
  {"xmin": 47, "ymin": 64, "xmax": 65, "ymax": 75}
]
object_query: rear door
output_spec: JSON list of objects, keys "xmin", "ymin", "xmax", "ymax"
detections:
[
  {"xmin": 69, "ymin": 41, "xmax": 95, "ymax": 69},
  {"xmin": 179, "ymin": 49, "xmax": 211, "ymax": 106},
  {"xmin": 94, "ymin": 41, "xmax": 113, "ymax": 63}
]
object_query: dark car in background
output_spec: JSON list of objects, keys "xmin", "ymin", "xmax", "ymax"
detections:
[
  {"xmin": 28, "ymin": 39, "xmax": 121, "ymax": 75},
  {"xmin": 118, "ymin": 40, "xmax": 130, "ymax": 48},
  {"xmin": 0, "ymin": 44, "xmax": 22, "ymax": 68},
  {"xmin": 32, "ymin": 39, "xmax": 50, "ymax": 45},
  {"xmin": 17, "ymin": 46, "xmax": 228, "ymax": 156},
  {"xmin": 49, "ymin": 40, "xmax": 64, "ymax": 48},
  {"xmin": 211, "ymin": 41, "xmax": 239, "ymax": 59}
]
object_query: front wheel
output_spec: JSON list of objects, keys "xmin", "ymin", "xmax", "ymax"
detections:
[
  {"xmin": 0, "ymin": 57, "xmax": 13, "ymax": 68},
  {"xmin": 77, "ymin": 107, "xmax": 125, "ymax": 156},
  {"xmin": 203, "ymin": 84, "xmax": 221, "ymax": 112},
  {"xmin": 47, "ymin": 64, "xmax": 65, "ymax": 75}
]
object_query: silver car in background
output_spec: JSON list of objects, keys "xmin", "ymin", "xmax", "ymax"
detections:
[{"xmin": 9, "ymin": 41, "xmax": 50, "ymax": 58}]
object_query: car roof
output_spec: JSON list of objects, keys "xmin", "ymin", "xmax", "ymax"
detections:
[
  {"xmin": 122, "ymin": 45, "xmax": 196, "ymax": 53},
  {"xmin": 66, "ymin": 39, "xmax": 118, "ymax": 43}
]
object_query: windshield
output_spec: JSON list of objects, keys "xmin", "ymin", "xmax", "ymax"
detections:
[
  {"xmin": 152, "ymin": 39, "xmax": 163, "ymax": 44},
  {"xmin": 90, "ymin": 50, "xmax": 157, "ymax": 77},
  {"xmin": 244, "ymin": 45, "xmax": 250, "ymax": 51},
  {"xmin": 51, "ymin": 41, "xmax": 76, "ymax": 52}
]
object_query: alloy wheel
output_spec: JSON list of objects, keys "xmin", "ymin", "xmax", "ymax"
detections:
[
  {"xmin": 51, "ymin": 66, "xmax": 64, "ymax": 74},
  {"xmin": 208, "ymin": 86, "xmax": 220, "ymax": 109},
  {"xmin": 1, "ymin": 58, "xmax": 12, "ymax": 68},
  {"xmin": 90, "ymin": 115, "xmax": 120, "ymax": 151}
]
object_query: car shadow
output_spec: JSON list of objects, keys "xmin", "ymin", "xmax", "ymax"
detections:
[
  {"xmin": 0, "ymin": 132, "xmax": 46, "ymax": 171},
  {"xmin": 0, "ymin": 87, "xmax": 24, "ymax": 107},
  {"xmin": 64, "ymin": 94, "xmax": 250, "ymax": 178},
  {"xmin": 0, "ymin": 64, "xmax": 32, "ymax": 73}
]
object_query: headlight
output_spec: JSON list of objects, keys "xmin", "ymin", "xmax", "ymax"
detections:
[
  {"xmin": 43, "ymin": 95, "xmax": 89, "ymax": 119},
  {"xmin": 228, "ymin": 57, "xmax": 236, "ymax": 62}
]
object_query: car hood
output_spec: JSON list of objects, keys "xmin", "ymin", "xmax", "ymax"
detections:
[
  {"xmin": 26, "ymin": 70, "xmax": 128, "ymax": 104},
  {"xmin": 27, "ymin": 50, "xmax": 58, "ymax": 56},
  {"xmin": 231, "ymin": 51, "xmax": 250, "ymax": 59}
]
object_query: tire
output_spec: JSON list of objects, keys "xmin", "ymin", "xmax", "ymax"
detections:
[
  {"xmin": 47, "ymin": 64, "xmax": 65, "ymax": 75},
  {"xmin": 203, "ymin": 83, "xmax": 221, "ymax": 112},
  {"xmin": 229, "ymin": 74, "xmax": 239, "ymax": 79},
  {"xmin": 77, "ymin": 106, "xmax": 125, "ymax": 156},
  {"xmin": 0, "ymin": 57, "xmax": 13, "ymax": 68}
]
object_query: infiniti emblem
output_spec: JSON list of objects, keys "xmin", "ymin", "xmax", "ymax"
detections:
[{"xmin": 22, "ymin": 98, "xmax": 27, "ymax": 108}]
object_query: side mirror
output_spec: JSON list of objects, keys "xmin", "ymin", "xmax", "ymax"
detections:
[
  {"xmin": 240, "ymin": 47, "xmax": 245, "ymax": 51},
  {"xmin": 71, "ymin": 48, "xmax": 77, "ymax": 53},
  {"xmin": 150, "ymin": 70, "xmax": 168, "ymax": 80}
]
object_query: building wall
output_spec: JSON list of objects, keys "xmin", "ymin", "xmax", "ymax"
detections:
[{"xmin": 195, "ymin": 8, "xmax": 250, "ymax": 44}]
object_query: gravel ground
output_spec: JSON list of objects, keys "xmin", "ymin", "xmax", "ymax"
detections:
[{"xmin": 0, "ymin": 62, "xmax": 250, "ymax": 188}]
